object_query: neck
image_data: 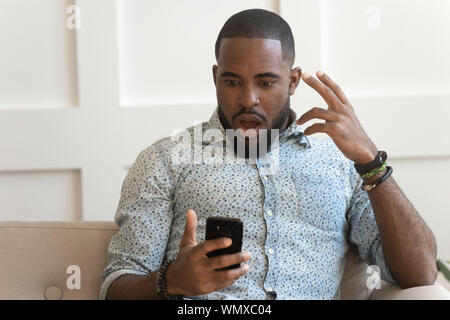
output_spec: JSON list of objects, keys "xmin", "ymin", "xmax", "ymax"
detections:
[{"xmin": 279, "ymin": 109, "xmax": 296, "ymax": 133}]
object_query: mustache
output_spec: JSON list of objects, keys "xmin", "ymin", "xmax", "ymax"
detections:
[{"xmin": 232, "ymin": 107, "xmax": 267, "ymax": 123}]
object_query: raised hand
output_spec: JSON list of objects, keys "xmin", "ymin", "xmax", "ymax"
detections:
[{"xmin": 297, "ymin": 71, "xmax": 378, "ymax": 164}]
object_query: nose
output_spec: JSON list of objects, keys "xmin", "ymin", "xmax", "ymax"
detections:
[{"xmin": 238, "ymin": 83, "xmax": 259, "ymax": 109}]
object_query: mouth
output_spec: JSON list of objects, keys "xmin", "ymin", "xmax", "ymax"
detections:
[{"xmin": 235, "ymin": 115, "xmax": 263, "ymax": 138}]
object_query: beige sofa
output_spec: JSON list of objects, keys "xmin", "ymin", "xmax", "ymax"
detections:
[{"xmin": 1, "ymin": 221, "xmax": 449, "ymax": 300}]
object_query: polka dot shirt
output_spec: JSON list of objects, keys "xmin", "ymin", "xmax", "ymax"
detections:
[{"xmin": 100, "ymin": 107, "xmax": 397, "ymax": 300}]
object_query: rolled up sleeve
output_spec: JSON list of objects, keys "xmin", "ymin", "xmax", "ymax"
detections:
[{"xmin": 100, "ymin": 142, "xmax": 175, "ymax": 299}]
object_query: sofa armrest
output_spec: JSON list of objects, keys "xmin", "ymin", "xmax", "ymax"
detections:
[{"xmin": 369, "ymin": 281, "xmax": 450, "ymax": 300}]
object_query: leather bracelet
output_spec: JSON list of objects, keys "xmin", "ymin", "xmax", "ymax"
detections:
[
  {"xmin": 156, "ymin": 259, "xmax": 184, "ymax": 300},
  {"xmin": 354, "ymin": 151, "xmax": 387, "ymax": 176},
  {"xmin": 362, "ymin": 166, "xmax": 393, "ymax": 191}
]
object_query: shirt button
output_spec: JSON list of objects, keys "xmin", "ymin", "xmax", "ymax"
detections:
[
  {"xmin": 262, "ymin": 176, "xmax": 268, "ymax": 181},
  {"xmin": 267, "ymin": 210, "xmax": 273, "ymax": 216},
  {"xmin": 267, "ymin": 287, "xmax": 273, "ymax": 292},
  {"xmin": 268, "ymin": 248, "xmax": 274, "ymax": 255}
]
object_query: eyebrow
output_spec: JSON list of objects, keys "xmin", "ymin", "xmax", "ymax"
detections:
[{"xmin": 220, "ymin": 71, "xmax": 280, "ymax": 79}]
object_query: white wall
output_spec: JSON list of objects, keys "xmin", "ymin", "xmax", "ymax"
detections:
[{"xmin": 0, "ymin": 0, "xmax": 449, "ymax": 259}]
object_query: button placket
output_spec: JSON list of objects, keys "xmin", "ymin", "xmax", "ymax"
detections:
[{"xmin": 257, "ymin": 158, "xmax": 278, "ymax": 298}]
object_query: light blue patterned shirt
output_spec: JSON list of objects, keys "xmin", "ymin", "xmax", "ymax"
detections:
[{"xmin": 100, "ymin": 107, "xmax": 397, "ymax": 300}]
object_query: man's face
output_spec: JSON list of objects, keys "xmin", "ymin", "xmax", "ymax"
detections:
[{"xmin": 213, "ymin": 38, "xmax": 301, "ymax": 142}]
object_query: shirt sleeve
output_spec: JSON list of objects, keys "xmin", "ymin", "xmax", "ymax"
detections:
[
  {"xmin": 99, "ymin": 141, "xmax": 175, "ymax": 299},
  {"xmin": 346, "ymin": 167, "xmax": 398, "ymax": 286}
]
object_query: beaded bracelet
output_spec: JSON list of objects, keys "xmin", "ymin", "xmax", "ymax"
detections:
[
  {"xmin": 362, "ymin": 166, "xmax": 393, "ymax": 191},
  {"xmin": 156, "ymin": 259, "xmax": 185, "ymax": 300},
  {"xmin": 361, "ymin": 161, "xmax": 387, "ymax": 179}
]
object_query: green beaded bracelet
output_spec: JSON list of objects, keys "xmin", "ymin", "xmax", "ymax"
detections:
[{"xmin": 361, "ymin": 161, "xmax": 387, "ymax": 179}]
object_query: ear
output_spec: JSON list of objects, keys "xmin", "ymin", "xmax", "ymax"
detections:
[
  {"xmin": 289, "ymin": 67, "xmax": 302, "ymax": 95},
  {"xmin": 212, "ymin": 65, "xmax": 218, "ymax": 86}
]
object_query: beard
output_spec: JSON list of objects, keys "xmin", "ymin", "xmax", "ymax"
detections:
[{"xmin": 217, "ymin": 94, "xmax": 292, "ymax": 159}]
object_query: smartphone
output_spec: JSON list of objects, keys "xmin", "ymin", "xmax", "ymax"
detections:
[{"xmin": 205, "ymin": 217, "xmax": 243, "ymax": 270}]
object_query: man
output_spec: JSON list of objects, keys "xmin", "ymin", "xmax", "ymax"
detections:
[{"xmin": 100, "ymin": 9, "xmax": 437, "ymax": 300}]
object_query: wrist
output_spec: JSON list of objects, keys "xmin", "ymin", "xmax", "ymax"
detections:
[
  {"xmin": 164, "ymin": 261, "xmax": 183, "ymax": 296},
  {"xmin": 354, "ymin": 149, "xmax": 378, "ymax": 165},
  {"xmin": 156, "ymin": 259, "xmax": 184, "ymax": 299}
]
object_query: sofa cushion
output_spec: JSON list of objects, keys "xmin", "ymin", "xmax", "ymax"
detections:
[
  {"xmin": 340, "ymin": 243, "xmax": 372, "ymax": 299},
  {"xmin": 0, "ymin": 221, "xmax": 118, "ymax": 300}
]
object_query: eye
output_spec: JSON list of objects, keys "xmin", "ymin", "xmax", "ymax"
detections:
[
  {"xmin": 260, "ymin": 81, "xmax": 276, "ymax": 88},
  {"xmin": 224, "ymin": 80, "xmax": 240, "ymax": 87}
]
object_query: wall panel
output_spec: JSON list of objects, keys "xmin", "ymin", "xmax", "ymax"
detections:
[
  {"xmin": 117, "ymin": 0, "xmax": 277, "ymax": 106},
  {"xmin": 323, "ymin": 0, "xmax": 450, "ymax": 97},
  {"xmin": 0, "ymin": 169, "xmax": 82, "ymax": 221},
  {"xmin": 390, "ymin": 157, "xmax": 450, "ymax": 259},
  {"xmin": 0, "ymin": 0, "xmax": 78, "ymax": 109}
]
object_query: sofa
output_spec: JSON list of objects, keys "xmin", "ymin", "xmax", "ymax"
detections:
[{"xmin": 1, "ymin": 221, "xmax": 449, "ymax": 300}]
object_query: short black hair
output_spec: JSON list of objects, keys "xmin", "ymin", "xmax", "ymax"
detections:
[{"xmin": 215, "ymin": 9, "xmax": 295, "ymax": 67}]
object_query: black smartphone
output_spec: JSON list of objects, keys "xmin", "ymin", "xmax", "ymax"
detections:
[{"xmin": 205, "ymin": 217, "xmax": 243, "ymax": 270}]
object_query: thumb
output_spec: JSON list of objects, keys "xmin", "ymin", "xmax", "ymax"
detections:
[{"xmin": 180, "ymin": 209, "xmax": 197, "ymax": 248}]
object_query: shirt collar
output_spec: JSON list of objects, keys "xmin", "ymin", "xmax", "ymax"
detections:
[{"xmin": 204, "ymin": 107, "xmax": 311, "ymax": 149}]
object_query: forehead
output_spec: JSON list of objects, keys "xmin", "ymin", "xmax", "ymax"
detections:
[{"xmin": 217, "ymin": 38, "xmax": 287, "ymax": 72}]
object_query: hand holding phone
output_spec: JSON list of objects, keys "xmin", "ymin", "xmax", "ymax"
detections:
[
  {"xmin": 165, "ymin": 210, "xmax": 250, "ymax": 297},
  {"xmin": 205, "ymin": 217, "xmax": 244, "ymax": 270}
]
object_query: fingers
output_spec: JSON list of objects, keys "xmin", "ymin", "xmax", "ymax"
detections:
[
  {"xmin": 302, "ymin": 72, "xmax": 339, "ymax": 109},
  {"xmin": 303, "ymin": 122, "xmax": 340, "ymax": 136},
  {"xmin": 296, "ymin": 106, "xmax": 339, "ymax": 126},
  {"xmin": 302, "ymin": 71, "xmax": 349, "ymax": 110},
  {"xmin": 199, "ymin": 263, "xmax": 250, "ymax": 294},
  {"xmin": 208, "ymin": 251, "xmax": 251, "ymax": 270},
  {"xmin": 316, "ymin": 70, "xmax": 350, "ymax": 105},
  {"xmin": 194, "ymin": 236, "xmax": 232, "ymax": 257},
  {"xmin": 213, "ymin": 263, "xmax": 251, "ymax": 283},
  {"xmin": 180, "ymin": 209, "xmax": 198, "ymax": 248},
  {"xmin": 299, "ymin": 71, "xmax": 352, "ymax": 136}
]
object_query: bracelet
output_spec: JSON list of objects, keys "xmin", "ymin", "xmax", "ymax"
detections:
[
  {"xmin": 156, "ymin": 259, "xmax": 184, "ymax": 300},
  {"xmin": 361, "ymin": 161, "xmax": 387, "ymax": 179},
  {"xmin": 362, "ymin": 166, "xmax": 393, "ymax": 191}
]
